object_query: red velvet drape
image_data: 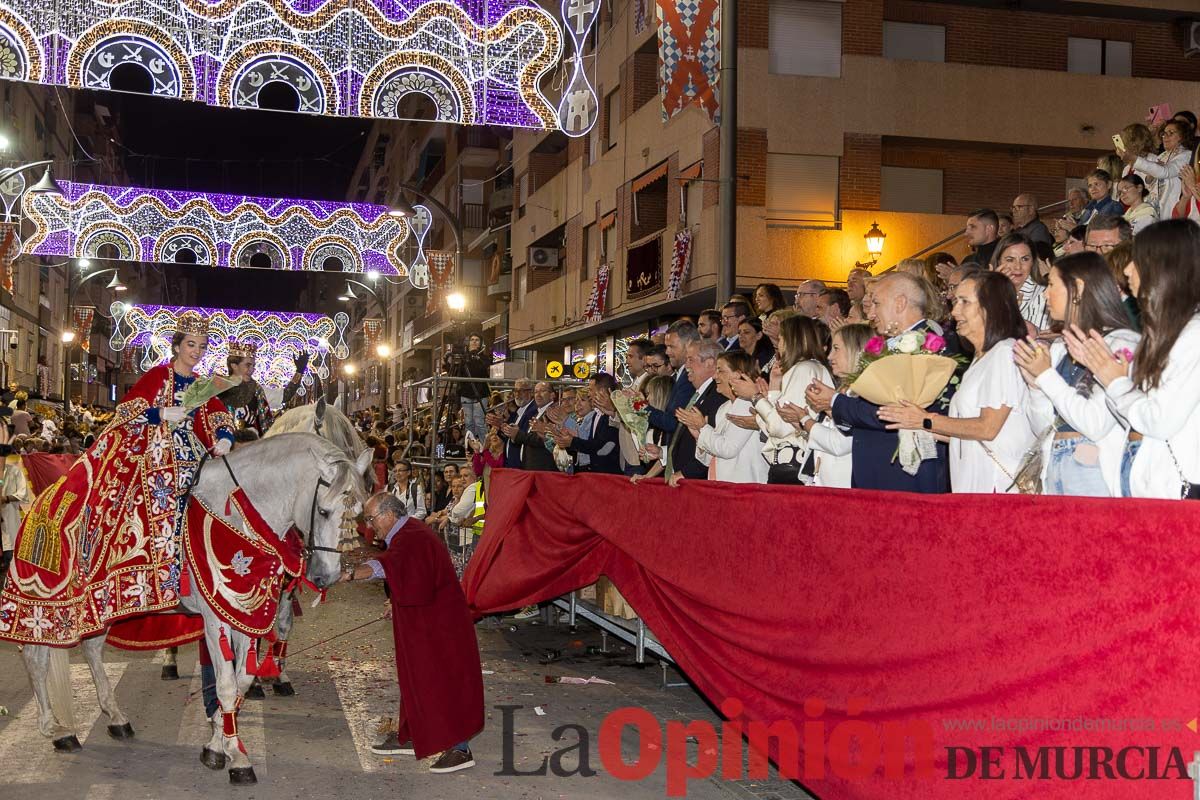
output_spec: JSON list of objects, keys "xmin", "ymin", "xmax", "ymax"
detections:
[
  {"xmin": 463, "ymin": 469, "xmax": 1200, "ymax": 799},
  {"xmin": 21, "ymin": 453, "xmax": 78, "ymax": 494}
]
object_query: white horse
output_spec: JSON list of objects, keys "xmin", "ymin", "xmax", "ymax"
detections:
[
  {"xmin": 160, "ymin": 398, "xmax": 372, "ymax": 690},
  {"xmin": 21, "ymin": 433, "xmax": 371, "ymax": 785}
]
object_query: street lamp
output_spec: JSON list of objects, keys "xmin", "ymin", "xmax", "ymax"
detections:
[
  {"xmin": 60, "ymin": 330, "xmax": 75, "ymax": 344},
  {"xmin": 446, "ymin": 291, "xmax": 466, "ymax": 312},
  {"xmin": 856, "ymin": 221, "xmax": 887, "ymax": 270},
  {"xmin": 376, "ymin": 343, "xmax": 392, "ymax": 359},
  {"xmin": 62, "ymin": 265, "xmax": 122, "ymax": 412},
  {"xmin": 343, "ymin": 363, "xmax": 357, "ymax": 376}
]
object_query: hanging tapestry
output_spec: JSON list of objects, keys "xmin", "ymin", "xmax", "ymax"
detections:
[
  {"xmin": 634, "ymin": 0, "xmax": 650, "ymax": 34},
  {"xmin": 361, "ymin": 319, "xmax": 384, "ymax": 350},
  {"xmin": 657, "ymin": 0, "xmax": 720, "ymax": 123},
  {"xmin": 72, "ymin": 306, "xmax": 95, "ymax": 353},
  {"xmin": 667, "ymin": 228, "xmax": 694, "ymax": 299},
  {"xmin": 0, "ymin": 223, "xmax": 16, "ymax": 294},
  {"xmin": 426, "ymin": 251, "xmax": 456, "ymax": 314},
  {"xmin": 583, "ymin": 263, "xmax": 611, "ymax": 323}
]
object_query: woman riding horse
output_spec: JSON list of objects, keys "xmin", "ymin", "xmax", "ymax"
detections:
[{"xmin": 0, "ymin": 310, "xmax": 234, "ymax": 647}]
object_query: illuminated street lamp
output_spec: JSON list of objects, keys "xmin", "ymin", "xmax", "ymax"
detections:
[
  {"xmin": 376, "ymin": 343, "xmax": 391, "ymax": 359},
  {"xmin": 446, "ymin": 292, "xmax": 467, "ymax": 312},
  {"xmin": 343, "ymin": 363, "xmax": 357, "ymax": 376},
  {"xmin": 856, "ymin": 221, "xmax": 887, "ymax": 270},
  {"xmin": 60, "ymin": 330, "xmax": 75, "ymax": 344}
]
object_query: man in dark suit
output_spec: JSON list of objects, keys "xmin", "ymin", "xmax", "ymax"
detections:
[
  {"xmin": 806, "ymin": 272, "xmax": 961, "ymax": 493},
  {"xmin": 718, "ymin": 301, "xmax": 750, "ymax": 351},
  {"xmin": 556, "ymin": 373, "xmax": 622, "ymax": 474},
  {"xmin": 648, "ymin": 320, "xmax": 701, "ymax": 438},
  {"xmin": 665, "ymin": 340, "xmax": 725, "ymax": 481},
  {"xmin": 500, "ymin": 381, "xmax": 557, "ymax": 471},
  {"xmin": 489, "ymin": 378, "xmax": 535, "ymax": 466}
]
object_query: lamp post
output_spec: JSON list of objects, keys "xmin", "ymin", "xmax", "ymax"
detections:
[
  {"xmin": 338, "ymin": 278, "xmax": 390, "ymax": 416},
  {"xmin": 375, "ymin": 343, "xmax": 391, "ymax": 418},
  {"xmin": 63, "ymin": 264, "xmax": 124, "ymax": 413},
  {"xmin": 856, "ymin": 221, "xmax": 888, "ymax": 271}
]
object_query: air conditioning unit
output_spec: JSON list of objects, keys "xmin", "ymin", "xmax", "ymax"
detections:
[
  {"xmin": 1191, "ymin": 21, "xmax": 1200, "ymax": 55},
  {"xmin": 528, "ymin": 247, "xmax": 560, "ymax": 270},
  {"xmin": 404, "ymin": 294, "xmax": 423, "ymax": 310}
]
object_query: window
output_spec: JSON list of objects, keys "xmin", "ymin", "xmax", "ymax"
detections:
[
  {"xmin": 883, "ymin": 21, "xmax": 945, "ymax": 63},
  {"xmin": 881, "ymin": 166, "xmax": 943, "ymax": 214},
  {"xmin": 1067, "ymin": 37, "xmax": 1132, "ymax": 77},
  {"xmin": 766, "ymin": 154, "xmax": 838, "ymax": 226},
  {"xmin": 605, "ymin": 89, "xmax": 620, "ymax": 149},
  {"xmin": 515, "ymin": 265, "xmax": 527, "ymax": 308},
  {"xmin": 603, "ymin": 219, "xmax": 617, "ymax": 265},
  {"xmin": 518, "ymin": 172, "xmax": 528, "ymax": 218},
  {"xmin": 769, "ymin": 0, "xmax": 842, "ymax": 77}
]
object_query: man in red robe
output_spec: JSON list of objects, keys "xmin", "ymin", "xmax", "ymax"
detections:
[{"xmin": 340, "ymin": 492, "xmax": 484, "ymax": 773}]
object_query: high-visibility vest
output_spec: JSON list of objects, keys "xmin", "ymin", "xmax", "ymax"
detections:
[{"xmin": 472, "ymin": 480, "xmax": 486, "ymax": 536}]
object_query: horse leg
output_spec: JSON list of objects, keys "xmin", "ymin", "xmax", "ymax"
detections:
[
  {"xmin": 272, "ymin": 592, "xmax": 296, "ymax": 697},
  {"xmin": 20, "ymin": 644, "xmax": 78, "ymax": 749},
  {"xmin": 202, "ymin": 613, "xmax": 256, "ymax": 785},
  {"xmin": 81, "ymin": 633, "xmax": 133, "ymax": 739},
  {"xmin": 161, "ymin": 646, "xmax": 180, "ymax": 680}
]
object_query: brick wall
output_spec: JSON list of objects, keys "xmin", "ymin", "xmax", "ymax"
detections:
[
  {"xmin": 565, "ymin": 214, "xmax": 582, "ymax": 275},
  {"xmin": 882, "ymin": 139, "xmax": 1100, "ymax": 216},
  {"xmin": 840, "ymin": 133, "xmax": 882, "ymax": 210},
  {"xmin": 528, "ymin": 150, "xmax": 567, "ymax": 193},
  {"xmin": 738, "ymin": 128, "xmax": 767, "ymax": 206},
  {"xmin": 625, "ymin": 46, "xmax": 659, "ymax": 119},
  {"xmin": 703, "ymin": 128, "xmax": 720, "ymax": 208},
  {"xmin": 884, "ymin": 0, "xmax": 1200, "ymax": 81},
  {"xmin": 844, "ymin": 0, "xmax": 884, "ymax": 56},
  {"xmin": 740, "ymin": 0, "xmax": 769, "ymax": 49}
]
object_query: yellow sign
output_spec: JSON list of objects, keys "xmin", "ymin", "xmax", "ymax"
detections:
[
  {"xmin": 572, "ymin": 361, "xmax": 591, "ymax": 380},
  {"xmin": 546, "ymin": 361, "xmax": 564, "ymax": 379}
]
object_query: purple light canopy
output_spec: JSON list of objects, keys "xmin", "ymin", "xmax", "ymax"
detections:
[
  {"xmin": 25, "ymin": 181, "xmax": 409, "ymax": 274},
  {"xmin": 0, "ymin": 0, "xmax": 598, "ymax": 135},
  {"xmin": 110, "ymin": 303, "xmax": 350, "ymax": 391}
]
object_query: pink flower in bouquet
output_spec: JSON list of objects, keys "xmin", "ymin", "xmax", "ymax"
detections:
[
  {"xmin": 923, "ymin": 332, "xmax": 947, "ymax": 353},
  {"xmin": 864, "ymin": 336, "xmax": 885, "ymax": 356}
]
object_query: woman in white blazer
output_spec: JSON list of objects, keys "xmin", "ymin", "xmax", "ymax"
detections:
[
  {"xmin": 1126, "ymin": 120, "xmax": 1193, "ymax": 222},
  {"xmin": 729, "ymin": 316, "xmax": 832, "ymax": 485},
  {"xmin": 677, "ymin": 350, "xmax": 768, "ymax": 483},
  {"xmin": 777, "ymin": 322, "xmax": 874, "ymax": 489},
  {"xmin": 1013, "ymin": 252, "xmax": 1139, "ymax": 496},
  {"xmin": 1065, "ymin": 219, "xmax": 1200, "ymax": 499}
]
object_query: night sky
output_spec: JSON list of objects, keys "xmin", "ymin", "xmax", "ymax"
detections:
[{"xmin": 93, "ymin": 88, "xmax": 373, "ymax": 312}]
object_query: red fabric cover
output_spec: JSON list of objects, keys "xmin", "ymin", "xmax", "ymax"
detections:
[
  {"xmin": 106, "ymin": 614, "xmax": 203, "ymax": 651},
  {"xmin": 464, "ymin": 469, "xmax": 1200, "ymax": 800},
  {"xmin": 380, "ymin": 516, "xmax": 484, "ymax": 759},
  {"xmin": 20, "ymin": 454, "xmax": 77, "ymax": 494}
]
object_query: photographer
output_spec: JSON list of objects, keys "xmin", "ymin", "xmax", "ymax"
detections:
[{"xmin": 444, "ymin": 334, "xmax": 490, "ymax": 442}]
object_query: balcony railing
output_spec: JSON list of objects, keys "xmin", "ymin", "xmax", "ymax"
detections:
[{"xmin": 458, "ymin": 128, "xmax": 500, "ymax": 151}]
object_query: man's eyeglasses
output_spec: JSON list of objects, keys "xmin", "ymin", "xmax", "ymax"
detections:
[
  {"xmin": 1085, "ymin": 242, "xmax": 1118, "ymax": 253},
  {"xmin": 720, "ymin": 314, "xmax": 740, "ymax": 322},
  {"xmin": 363, "ymin": 512, "xmax": 384, "ymax": 524},
  {"xmin": 645, "ymin": 361, "xmax": 666, "ymax": 370}
]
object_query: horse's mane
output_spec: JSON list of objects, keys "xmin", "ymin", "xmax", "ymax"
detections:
[{"xmin": 267, "ymin": 403, "xmax": 365, "ymax": 461}]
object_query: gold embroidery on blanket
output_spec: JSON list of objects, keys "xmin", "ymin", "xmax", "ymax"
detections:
[{"xmin": 16, "ymin": 484, "xmax": 76, "ymax": 573}]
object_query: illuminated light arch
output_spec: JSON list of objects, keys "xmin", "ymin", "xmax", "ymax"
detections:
[
  {"xmin": 24, "ymin": 181, "xmax": 409, "ymax": 274},
  {"xmin": 153, "ymin": 226, "xmax": 218, "ymax": 265},
  {"xmin": 217, "ymin": 40, "xmax": 339, "ymax": 115},
  {"xmin": 110, "ymin": 303, "xmax": 343, "ymax": 391},
  {"xmin": 66, "ymin": 20, "xmax": 195, "ymax": 100},
  {"xmin": 304, "ymin": 235, "xmax": 362, "ymax": 273},
  {"xmin": 0, "ymin": 10, "xmax": 42, "ymax": 81},
  {"xmin": 231, "ymin": 231, "xmax": 290, "ymax": 269},
  {"xmin": 361, "ymin": 51, "xmax": 474, "ymax": 124},
  {"xmin": 77, "ymin": 221, "xmax": 139, "ymax": 260}
]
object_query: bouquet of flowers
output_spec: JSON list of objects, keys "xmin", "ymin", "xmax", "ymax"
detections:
[
  {"xmin": 612, "ymin": 391, "xmax": 652, "ymax": 461},
  {"xmin": 181, "ymin": 375, "xmax": 242, "ymax": 411},
  {"xmin": 845, "ymin": 330, "xmax": 966, "ymax": 475}
]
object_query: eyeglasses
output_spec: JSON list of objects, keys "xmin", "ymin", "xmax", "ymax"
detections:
[
  {"xmin": 645, "ymin": 361, "xmax": 666, "ymax": 370},
  {"xmin": 1085, "ymin": 242, "xmax": 1118, "ymax": 253},
  {"xmin": 720, "ymin": 314, "xmax": 740, "ymax": 322},
  {"xmin": 363, "ymin": 512, "xmax": 384, "ymax": 524}
]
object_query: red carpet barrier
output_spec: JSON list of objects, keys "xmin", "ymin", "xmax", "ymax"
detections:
[{"xmin": 463, "ymin": 469, "xmax": 1200, "ymax": 799}]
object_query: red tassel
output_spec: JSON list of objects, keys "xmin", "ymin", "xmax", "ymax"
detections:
[
  {"xmin": 265, "ymin": 628, "xmax": 278, "ymax": 644},
  {"xmin": 218, "ymin": 627, "xmax": 234, "ymax": 661},
  {"xmin": 246, "ymin": 640, "xmax": 258, "ymax": 675},
  {"xmin": 225, "ymin": 494, "xmax": 232, "ymax": 516},
  {"xmin": 256, "ymin": 651, "xmax": 280, "ymax": 679},
  {"xmin": 179, "ymin": 566, "xmax": 190, "ymax": 597}
]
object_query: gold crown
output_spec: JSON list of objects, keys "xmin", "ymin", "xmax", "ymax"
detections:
[
  {"xmin": 176, "ymin": 311, "xmax": 209, "ymax": 338},
  {"xmin": 227, "ymin": 339, "xmax": 257, "ymax": 359}
]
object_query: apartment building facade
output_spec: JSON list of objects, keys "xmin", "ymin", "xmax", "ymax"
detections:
[{"xmin": 346, "ymin": 0, "xmax": 1200, "ymax": 384}]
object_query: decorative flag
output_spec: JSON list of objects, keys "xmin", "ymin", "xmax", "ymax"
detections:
[
  {"xmin": 583, "ymin": 263, "xmax": 611, "ymax": 323},
  {"xmin": 121, "ymin": 345, "xmax": 143, "ymax": 373},
  {"xmin": 361, "ymin": 318, "xmax": 384, "ymax": 350},
  {"xmin": 667, "ymin": 229, "xmax": 694, "ymax": 300},
  {"xmin": 0, "ymin": 223, "xmax": 16, "ymax": 294},
  {"xmin": 72, "ymin": 306, "xmax": 95, "ymax": 352},
  {"xmin": 657, "ymin": 0, "xmax": 720, "ymax": 123},
  {"xmin": 426, "ymin": 251, "xmax": 455, "ymax": 314},
  {"xmin": 634, "ymin": 0, "xmax": 649, "ymax": 34}
]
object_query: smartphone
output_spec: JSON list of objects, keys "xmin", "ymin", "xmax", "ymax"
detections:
[{"xmin": 1112, "ymin": 134, "xmax": 1125, "ymax": 152}]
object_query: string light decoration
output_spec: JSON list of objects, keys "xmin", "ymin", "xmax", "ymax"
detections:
[
  {"xmin": 0, "ymin": 0, "xmax": 597, "ymax": 134},
  {"xmin": 109, "ymin": 303, "xmax": 348, "ymax": 392},
  {"xmin": 24, "ymin": 181, "xmax": 409, "ymax": 274}
]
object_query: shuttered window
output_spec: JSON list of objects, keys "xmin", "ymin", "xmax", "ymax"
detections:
[
  {"xmin": 881, "ymin": 166, "xmax": 943, "ymax": 214},
  {"xmin": 766, "ymin": 154, "xmax": 838, "ymax": 226},
  {"xmin": 883, "ymin": 21, "xmax": 945, "ymax": 63},
  {"xmin": 769, "ymin": 0, "xmax": 842, "ymax": 77}
]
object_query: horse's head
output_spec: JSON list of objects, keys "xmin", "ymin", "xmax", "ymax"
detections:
[{"xmin": 300, "ymin": 442, "xmax": 373, "ymax": 589}]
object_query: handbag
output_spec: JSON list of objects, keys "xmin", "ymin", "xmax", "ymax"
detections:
[
  {"xmin": 981, "ymin": 435, "xmax": 1047, "ymax": 495},
  {"xmin": 1166, "ymin": 442, "xmax": 1200, "ymax": 501}
]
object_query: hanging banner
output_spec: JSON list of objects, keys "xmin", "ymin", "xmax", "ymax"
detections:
[
  {"xmin": 657, "ymin": 0, "xmax": 720, "ymax": 122},
  {"xmin": 634, "ymin": 0, "xmax": 650, "ymax": 34},
  {"xmin": 361, "ymin": 319, "xmax": 384, "ymax": 351},
  {"xmin": 72, "ymin": 306, "xmax": 95, "ymax": 352},
  {"xmin": 583, "ymin": 263, "xmax": 611, "ymax": 323},
  {"xmin": 625, "ymin": 238, "xmax": 662, "ymax": 299},
  {"xmin": 426, "ymin": 251, "xmax": 456, "ymax": 314},
  {"xmin": 120, "ymin": 345, "xmax": 142, "ymax": 373},
  {"xmin": 0, "ymin": 222, "xmax": 16, "ymax": 294},
  {"xmin": 667, "ymin": 228, "xmax": 694, "ymax": 299}
]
